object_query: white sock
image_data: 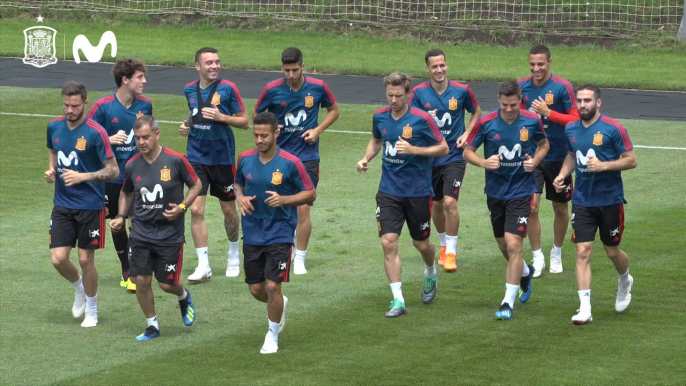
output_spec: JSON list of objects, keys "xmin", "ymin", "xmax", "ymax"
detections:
[
  {"xmin": 85, "ymin": 294, "xmax": 98, "ymax": 315},
  {"xmin": 578, "ymin": 289, "xmax": 591, "ymax": 312},
  {"xmin": 177, "ymin": 289, "xmax": 188, "ymax": 301},
  {"xmin": 503, "ymin": 283, "xmax": 519, "ymax": 308},
  {"xmin": 295, "ymin": 249, "xmax": 307, "ymax": 263},
  {"xmin": 552, "ymin": 245, "xmax": 562, "ymax": 255},
  {"xmin": 521, "ymin": 263, "xmax": 531, "ymax": 277},
  {"xmin": 446, "ymin": 235, "xmax": 458, "ymax": 255},
  {"xmin": 196, "ymin": 247, "xmax": 209, "ymax": 269},
  {"xmin": 618, "ymin": 269, "xmax": 630, "ymax": 287},
  {"xmin": 72, "ymin": 277, "xmax": 85, "ymax": 293},
  {"xmin": 532, "ymin": 249, "xmax": 544, "ymax": 259},
  {"xmin": 424, "ymin": 264, "xmax": 437, "ymax": 279},
  {"xmin": 390, "ymin": 282, "xmax": 404, "ymax": 303},
  {"xmin": 293, "ymin": 231, "xmax": 298, "ymax": 250},
  {"xmin": 437, "ymin": 232, "xmax": 447, "ymax": 247},
  {"xmin": 228, "ymin": 241, "xmax": 239, "ymax": 261},
  {"xmin": 268, "ymin": 319, "xmax": 279, "ymax": 341},
  {"xmin": 147, "ymin": 316, "xmax": 159, "ymax": 330}
]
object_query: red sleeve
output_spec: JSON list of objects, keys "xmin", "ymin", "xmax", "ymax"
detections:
[{"xmin": 549, "ymin": 109, "xmax": 580, "ymax": 126}]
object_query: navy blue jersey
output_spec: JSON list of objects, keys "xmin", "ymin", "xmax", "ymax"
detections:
[
  {"xmin": 410, "ymin": 80, "xmax": 479, "ymax": 165},
  {"xmin": 235, "ymin": 148, "xmax": 314, "ymax": 246},
  {"xmin": 518, "ymin": 74, "xmax": 576, "ymax": 162},
  {"xmin": 565, "ymin": 115, "xmax": 633, "ymax": 207},
  {"xmin": 373, "ymin": 107, "xmax": 444, "ymax": 197},
  {"xmin": 88, "ymin": 93, "xmax": 153, "ymax": 184},
  {"xmin": 184, "ymin": 79, "xmax": 245, "ymax": 166},
  {"xmin": 46, "ymin": 117, "xmax": 114, "ymax": 210},
  {"xmin": 467, "ymin": 110, "xmax": 547, "ymax": 200},
  {"xmin": 255, "ymin": 76, "xmax": 336, "ymax": 162}
]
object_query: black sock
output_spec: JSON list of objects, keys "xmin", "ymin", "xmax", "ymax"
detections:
[{"xmin": 112, "ymin": 229, "xmax": 130, "ymax": 277}]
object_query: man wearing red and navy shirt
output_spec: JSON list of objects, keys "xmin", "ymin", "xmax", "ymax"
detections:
[{"xmin": 552, "ymin": 84, "xmax": 637, "ymax": 325}]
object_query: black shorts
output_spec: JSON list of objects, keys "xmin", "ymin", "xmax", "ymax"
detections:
[
  {"xmin": 375, "ymin": 192, "xmax": 432, "ymax": 241},
  {"xmin": 104, "ymin": 183, "xmax": 134, "ymax": 219},
  {"xmin": 191, "ymin": 162, "xmax": 236, "ymax": 201},
  {"xmin": 302, "ymin": 160, "xmax": 320, "ymax": 188},
  {"xmin": 534, "ymin": 161, "xmax": 573, "ymax": 202},
  {"xmin": 49, "ymin": 206, "xmax": 106, "ymax": 250},
  {"xmin": 487, "ymin": 195, "xmax": 533, "ymax": 238},
  {"xmin": 243, "ymin": 243, "xmax": 291, "ymax": 284},
  {"xmin": 571, "ymin": 204, "xmax": 625, "ymax": 246},
  {"xmin": 432, "ymin": 161, "xmax": 466, "ymax": 201},
  {"xmin": 128, "ymin": 237, "xmax": 184, "ymax": 285}
]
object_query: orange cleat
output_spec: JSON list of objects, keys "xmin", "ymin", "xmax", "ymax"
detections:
[
  {"xmin": 438, "ymin": 246, "xmax": 446, "ymax": 266},
  {"xmin": 444, "ymin": 253, "xmax": 457, "ymax": 272}
]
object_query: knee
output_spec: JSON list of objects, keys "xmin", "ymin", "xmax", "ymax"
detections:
[
  {"xmin": 380, "ymin": 237, "xmax": 397, "ymax": 253},
  {"xmin": 443, "ymin": 196, "xmax": 457, "ymax": 211},
  {"xmin": 604, "ymin": 246, "xmax": 621, "ymax": 260},
  {"xmin": 576, "ymin": 246, "xmax": 593, "ymax": 262},
  {"xmin": 249, "ymin": 284, "xmax": 264, "ymax": 299},
  {"xmin": 505, "ymin": 241, "xmax": 521, "ymax": 256},
  {"xmin": 530, "ymin": 205, "xmax": 540, "ymax": 216},
  {"xmin": 553, "ymin": 203, "xmax": 569, "ymax": 217},
  {"xmin": 78, "ymin": 254, "xmax": 94, "ymax": 268},
  {"xmin": 190, "ymin": 202, "xmax": 205, "ymax": 218},
  {"xmin": 413, "ymin": 239, "xmax": 433, "ymax": 254},
  {"xmin": 266, "ymin": 281, "xmax": 281, "ymax": 295}
]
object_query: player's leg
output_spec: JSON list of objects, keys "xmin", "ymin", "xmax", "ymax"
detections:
[
  {"xmin": 188, "ymin": 163, "xmax": 212, "ymax": 282},
  {"xmin": 220, "ymin": 199, "xmax": 240, "ymax": 277},
  {"xmin": 49, "ymin": 207, "xmax": 87, "ymax": 319},
  {"xmin": 376, "ymin": 192, "xmax": 406, "ymax": 317},
  {"xmin": 598, "ymin": 204, "xmax": 632, "ymax": 313},
  {"xmin": 442, "ymin": 161, "xmax": 466, "ymax": 272},
  {"xmin": 293, "ymin": 160, "xmax": 320, "ymax": 275},
  {"xmin": 547, "ymin": 163, "xmax": 572, "ymax": 274},
  {"xmin": 260, "ymin": 243, "xmax": 291, "ymax": 354},
  {"xmin": 570, "ymin": 204, "xmax": 596, "ymax": 324},
  {"xmin": 128, "ymin": 238, "xmax": 159, "ymax": 339},
  {"xmin": 529, "ymin": 166, "xmax": 545, "ymax": 276},
  {"xmin": 106, "ymin": 183, "xmax": 131, "ymax": 290},
  {"xmin": 430, "ymin": 166, "xmax": 447, "ymax": 266},
  {"xmin": 407, "ymin": 195, "xmax": 438, "ymax": 304},
  {"xmin": 75, "ymin": 208, "xmax": 104, "ymax": 327}
]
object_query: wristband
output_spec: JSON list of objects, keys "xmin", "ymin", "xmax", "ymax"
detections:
[{"xmin": 179, "ymin": 204, "xmax": 187, "ymax": 213}]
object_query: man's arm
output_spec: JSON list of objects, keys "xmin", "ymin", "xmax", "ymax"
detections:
[
  {"xmin": 553, "ymin": 152, "xmax": 576, "ymax": 192},
  {"xmin": 45, "ymin": 149, "xmax": 57, "ymax": 183},
  {"xmin": 303, "ymin": 103, "xmax": 341, "ymax": 144},
  {"xmin": 356, "ymin": 137, "xmax": 383, "ymax": 172},
  {"xmin": 457, "ymin": 105, "xmax": 483, "ymax": 148},
  {"xmin": 265, "ymin": 188, "xmax": 317, "ymax": 208},
  {"xmin": 587, "ymin": 149, "xmax": 637, "ymax": 172},
  {"xmin": 464, "ymin": 145, "xmax": 501, "ymax": 170},
  {"xmin": 61, "ymin": 157, "xmax": 118, "ymax": 186},
  {"xmin": 181, "ymin": 177, "xmax": 202, "ymax": 208},
  {"xmin": 396, "ymin": 137, "xmax": 449, "ymax": 157},
  {"xmin": 531, "ymin": 97, "xmax": 580, "ymax": 126},
  {"xmin": 201, "ymin": 107, "xmax": 250, "ymax": 129},
  {"xmin": 110, "ymin": 189, "xmax": 133, "ymax": 231}
]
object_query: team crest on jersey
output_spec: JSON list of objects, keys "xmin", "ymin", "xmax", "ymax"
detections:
[
  {"xmin": 545, "ymin": 93, "xmax": 554, "ymax": 105},
  {"xmin": 271, "ymin": 171, "xmax": 283, "ymax": 185},
  {"xmin": 211, "ymin": 93, "xmax": 221, "ymax": 106},
  {"xmin": 402, "ymin": 125, "xmax": 413, "ymax": 139},
  {"xmin": 593, "ymin": 132, "xmax": 603, "ymax": 146},
  {"xmin": 305, "ymin": 94, "xmax": 314, "ymax": 108},
  {"xmin": 136, "ymin": 111, "xmax": 144, "ymax": 119},
  {"xmin": 160, "ymin": 168, "xmax": 171, "ymax": 181},
  {"xmin": 76, "ymin": 137, "xmax": 87, "ymax": 151},
  {"xmin": 449, "ymin": 97, "xmax": 458, "ymax": 110},
  {"xmin": 520, "ymin": 128, "xmax": 529, "ymax": 141}
]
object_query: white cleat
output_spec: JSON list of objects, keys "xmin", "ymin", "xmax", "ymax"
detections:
[
  {"xmin": 188, "ymin": 266, "xmax": 212, "ymax": 283},
  {"xmin": 615, "ymin": 274, "xmax": 633, "ymax": 312},
  {"xmin": 81, "ymin": 312, "xmax": 98, "ymax": 328},
  {"xmin": 225, "ymin": 259, "xmax": 240, "ymax": 278},
  {"xmin": 260, "ymin": 336, "xmax": 279, "ymax": 354},
  {"xmin": 571, "ymin": 309, "xmax": 593, "ymax": 325},
  {"xmin": 549, "ymin": 249, "xmax": 563, "ymax": 273},
  {"xmin": 293, "ymin": 257, "xmax": 307, "ymax": 275},
  {"xmin": 279, "ymin": 296, "xmax": 288, "ymax": 333},
  {"xmin": 72, "ymin": 291, "xmax": 86, "ymax": 318},
  {"xmin": 532, "ymin": 255, "xmax": 545, "ymax": 278}
]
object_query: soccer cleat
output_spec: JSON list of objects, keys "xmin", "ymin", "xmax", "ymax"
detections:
[
  {"xmin": 81, "ymin": 312, "xmax": 98, "ymax": 327},
  {"xmin": 421, "ymin": 276, "xmax": 437, "ymax": 304},
  {"xmin": 260, "ymin": 335, "xmax": 279, "ymax": 354},
  {"xmin": 571, "ymin": 309, "xmax": 593, "ymax": 325},
  {"xmin": 126, "ymin": 278, "xmax": 136, "ymax": 293},
  {"xmin": 384, "ymin": 299, "xmax": 407, "ymax": 318},
  {"xmin": 437, "ymin": 246, "xmax": 446, "ymax": 266},
  {"xmin": 72, "ymin": 290, "xmax": 86, "ymax": 318},
  {"xmin": 495, "ymin": 303, "xmax": 513, "ymax": 320},
  {"xmin": 532, "ymin": 255, "xmax": 545, "ymax": 278},
  {"xmin": 518, "ymin": 264, "xmax": 535, "ymax": 303},
  {"xmin": 179, "ymin": 290, "xmax": 196, "ymax": 326},
  {"xmin": 549, "ymin": 248, "xmax": 563, "ymax": 273},
  {"xmin": 279, "ymin": 296, "xmax": 288, "ymax": 333},
  {"xmin": 188, "ymin": 266, "xmax": 212, "ymax": 283},
  {"xmin": 225, "ymin": 259, "xmax": 240, "ymax": 278},
  {"xmin": 615, "ymin": 274, "xmax": 633, "ymax": 312},
  {"xmin": 120, "ymin": 275, "xmax": 127, "ymax": 288},
  {"xmin": 135, "ymin": 325, "xmax": 160, "ymax": 341},
  {"xmin": 293, "ymin": 257, "xmax": 307, "ymax": 275},
  {"xmin": 443, "ymin": 253, "xmax": 457, "ymax": 272}
]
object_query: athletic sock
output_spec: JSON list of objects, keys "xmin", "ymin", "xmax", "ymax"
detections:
[
  {"xmin": 578, "ymin": 289, "xmax": 591, "ymax": 312},
  {"xmin": 618, "ymin": 269, "xmax": 630, "ymax": 287},
  {"xmin": 446, "ymin": 235, "xmax": 458, "ymax": 255},
  {"xmin": 424, "ymin": 264, "xmax": 437, "ymax": 279},
  {"xmin": 268, "ymin": 319, "xmax": 279, "ymax": 341},
  {"xmin": 196, "ymin": 247, "xmax": 209, "ymax": 269},
  {"xmin": 147, "ymin": 316, "xmax": 159, "ymax": 330},
  {"xmin": 177, "ymin": 289, "xmax": 188, "ymax": 301},
  {"xmin": 437, "ymin": 232, "xmax": 447, "ymax": 247},
  {"xmin": 532, "ymin": 249, "xmax": 544, "ymax": 260},
  {"xmin": 111, "ymin": 229, "xmax": 130, "ymax": 275},
  {"xmin": 390, "ymin": 282, "xmax": 404, "ymax": 303},
  {"xmin": 85, "ymin": 294, "xmax": 98, "ymax": 315},
  {"xmin": 228, "ymin": 241, "xmax": 239, "ymax": 261},
  {"xmin": 295, "ymin": 249, "xmax": 307, "ymax": 262},
  {"xmin": 552, "ymin": 245, "xmax": 562, "ymax": 255},
  {"xmin": 521, "ymin": 263, "xmax": 531, "ymax": 277},
  {"xmin": 72, "ymin": 277, "xmax": 85, "ymax": 293},
  {"xmin": 503, "ymin": 283, "xmax": 519, "ymax": 308}
]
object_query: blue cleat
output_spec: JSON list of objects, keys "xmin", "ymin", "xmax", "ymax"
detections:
[
  {"xmin": 519, "ymin": 264, "xmax": 535, "ymax": 303},
  {"xmin": 495, "ymin": 303, "xmax": 513, "ymax": 320},
  {"xmin": 135, "ymin": 326, "xmax": 160, "ymax": 341},
  {"xmin": 179, "ymin": 289, "xmax": 196, "ymax": 326}
]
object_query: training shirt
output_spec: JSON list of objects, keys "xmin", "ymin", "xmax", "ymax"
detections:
[
  {"xmin": 518, "ymin": 74, "xmax": 576, "ymax": 162},
  {"xmin": 122, "ymin": 147, "xmax": 198, "ymax": 244},
  {"xmin": 184, "ymin": 79, "xmax": 245, "ymax": 166},
  {"xmin": 235, "ymin": 148, "xmax": 314, "ymax": 246},
  {"xmin": 410, "ymin": 80, "xmax": 479, "ymax": 165},
  {"xmin": 372, "ymin": 106, "xmax": 444, "ymax": 197},
  {"xmin": 255, "ymin": 76, "xmax": 336, "ymax": 162},
  {"xmin": 467, "ymin": 110, "xmax": 547, "ymax": 200},
  {"xmin": 87, "ymin": 93, "xmax": 153, "ymax": 184},
  {"xmin": 565, "ymin": 115, "xmax": 633, "ymax": 207}
]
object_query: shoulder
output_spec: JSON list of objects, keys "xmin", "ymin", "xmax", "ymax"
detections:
[
  {"xmin": 520, "ymin": 110, "xmax": 540, "ymax": 121},
  {"xmin": 218, "ymin": 79, "xmax": 240, "ymax": 92},
  {"xmin": 517, "ymin": 76, "xmax": 532, "ymax": 85},
  {"xmin": 599, "ymin": 115, "xmax": 625, "ymax": 131},
  {"xmin": 449, "ymin": 80, "xmax": 470, "ymax": 90},
  {"xmin": 48, "ymin": 116, "xmax": 66, "ymax": 126},
  {"xmin": 125, "ymin": 153, "xmax": 142, "ymax": 167},
  {"xmin": 476, "ymin": 111, "xmax": 499, "ymax": 126},
  {"xmin": 277, "ymin": 149, "xmax": 304, "ymax": 168},
  {"xmin": 409, "ymin": 107, "xmax": 433, "ymax": 122},
  {"xmin": 373, "ymin": 106, "xmax": 391, "ymax": 116},
  {"xmin": 304, "ymin": 76, "xmax": 326, "ymax": 88},
  {"xmin": 90, "ymin": 94, "xmax": 116, "ymax": 110},
  {"xmin": 85, "ymin": 117, "xmax": 108, "ymax": 135},
  {"xmin": 134, "ymin": 94, "xmax": 152, "ymax": 103},
  {"xmin": 163, "ymin": 147, "xmax": 188, "ymax": 160},
  {"xmin": 184, "ymin": 80, "xmax": 198, "ymax": 89},
  {"xmin": 565, "ymin": 120, "xmax": 582, "ymax": 130},
  {"xmin": 238, "ymin": 148, "xmax": 259, "ymax": 161},
  {"xmin": 412, "ymin": 81, "xmax": 431, "ymax": 92},
  {"xmin": 265, "ymin": 78, "xmax": 286, "ymax": 90},
  {"xmin": 551, "ymin": 75, "xmax": 575, "ymax": 93}
]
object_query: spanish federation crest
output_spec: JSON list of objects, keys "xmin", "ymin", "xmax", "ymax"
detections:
[
  {"xmin": 305, "ymin": 94, "xmax": 314, "ymax": 108},
  {"xmin": 23, "ymin": 26, "xmax": 58, "ymax": 68},
  {"xmin": 402, "ymin": 125, "xmax": 413, "ymax": 139},
  {"xmin": 76, "ymin": 137, "xmax": 87, "ymax": 151},
  {"xmin": 520, "ymin": 128, "xmax": 529, "ymax": 142},
  {"xmin": 593, "ymin": 132, "xmax": 603, "ymax": 146},
  {"xmin": 136, "ymin": 111, "xmax": 144, "ymax": 119},
  {"xmin": 271, "ymin": 170, "xmax": 283, "ymax": 185},
  {"xmin": 160, "ymin": 168, "xmax": 171, "ymax": 182},
  {"xmin": 449, "ymin": 97, "xmax": 458, "ymax": 110},
  {"xmin": 211, "ymin": 93, "xmax": 221, "ymax": 106},
  {"xmin": 545, "ymin": 92, "xmax": 554, "ymax": 105}
]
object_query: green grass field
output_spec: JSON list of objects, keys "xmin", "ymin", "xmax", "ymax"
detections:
[{"xmin": 1, "ymin": 86, "xmax": 685, "ymax": 385}]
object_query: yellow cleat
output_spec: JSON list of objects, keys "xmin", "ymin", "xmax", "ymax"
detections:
[
  {"xmin": 126, "ymin": 278, "xmax": 137, "ymax": 293},
  {"xmin": 444, "ymin": 253, "xmax": 457, "ymax": 272},
  {"xmin": 120, "ymin": 276, "xmax": 127, "ymax": 288},
  {"xmin": 438, "ymin": 246, "xmax": 446, "ymax": 266}
]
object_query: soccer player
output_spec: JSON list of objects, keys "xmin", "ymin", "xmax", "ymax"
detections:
[
  {"xmin": 463, "ymin": 81, "xmax": 549, "ymax": 320},
  {"xmin": 254, "ymin": 47, "xmax": 340, "ymax": 275},
  {"xmin": 45, "ymin": 81, "xmax": 119, "ymax": 327},
  {"xmin": 235, "ymin": 112, "xmax": 316, "ymax": 354},
  {"xmin": 410, "ymin": 49, "xmax": 482, "ymax": 272},
  {"xmin": 552, "ymin": 85, "xmax": 636, "ymax": 325},
  {"xmin": 179, "ymin": 47, "xmax": 250, "ymax": 282},
  {"xmin": 110, "ymin": 116, "xmax": 202, "ymax": 340},
  {"xmin": 356, "ymin": 72, "xmax": 448, "ymax": 318},
  {"xmin": 518, "ymin": 44, "xmax": 579, "ymax": 277},
  {"xmin": 88, "ymin": 58, "xmax": 153, "ymax": 293}
]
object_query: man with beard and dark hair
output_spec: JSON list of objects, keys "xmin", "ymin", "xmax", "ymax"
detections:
[{"xmin": 553, "ymin": 84, "xmax": 637, "ymax": 325}]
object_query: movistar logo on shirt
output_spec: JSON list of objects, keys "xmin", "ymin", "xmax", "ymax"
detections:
[
  {"xmin": 433, "ymin": 112, "xmax": 452, "ymax": 128},
  {"xmin": 498, "ymin": 144, "xmax": 523, "ymax": 167},
  {"xmin": 115, "ymin": 129, "xmax": 136, "ymax": 152},
  {"xmin": 383, "ymin": 141, "xmax": 404, "ymax": 164},
  {"xmin": 57, "ymin": 150, "xmax": 79, "ymax": 167},
  {"xmin": 140, "ymin": 184, "xmax": 164, "ymax": 209},
  {"xmin": 284, "ymin": 110, "xmax": 307, "ymax": 132},
  {"xmin": 575, "ymin": 149, "xmax": 596, "ymax": 172}
]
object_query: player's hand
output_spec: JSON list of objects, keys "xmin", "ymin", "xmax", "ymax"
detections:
[
  {"xmin": 395, "ymin": 136, "xmax": 414, "ymax": 155},
  {"xmin": 61, "ymin": 169, "xmax": 83, "ymax": 186},
  {"xmin": 264, "ymin": 191, "xmax": 286, "ymax": 208},
  {"xmin": 456, "ymin": 133, "xmax": 469, "ymax": 149},
  {"xmin": 531, "ymin": 97, "xmax": 551, "ymax": 117},
  {"xmin": 202, "ymin": 106, "xmax": 224, "ymax": 123},
  {"xmin": 237, "ymin": 195, "xmax": 256, "ymax": 216},
  {"xmin": 586, "ymin": 156, "xmax": 605, "ymax": 172},
  {"xmin": 302, "ymin": 128, "xmax": 320, "ymax": 144},
  {"xmin": 109, "ymin": 131, "xmax": 128, "ymax": 145},
  {"xmin": 356, "ymin": 158, "xmax": 369, "ymax": 173},
  {"xmin": 45, "ymin": 169, "xmax": 56, "ymax": 183},
  {"xmin": 553, "ymin": 175, "xmax": 567, "ymax": 193},
  {"xmin": 523, "ymin": 154, "xmax": 536, "ymax": 172},
  {"xmin": 163, "ymin": 203, "xmax": 182, "ymax": 221},
  {"xmin": 109, "ymin": 218, "xmax": 125, "ymax": 231},
  {"xmin": 427, "ymin": 109, "xmax": 438, "ymax": 118},
  {"xmin": 483, "ymin": 154, "xmax": 501, "ymax": 170},
  {"xmin": 180, "ymin": 120, "xmax": 190, "ymax": 137}
]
